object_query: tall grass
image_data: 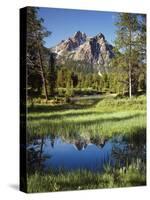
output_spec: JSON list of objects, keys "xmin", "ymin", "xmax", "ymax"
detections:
[
  {"xmin": 27, "ymin": 95, "xmax": 146, "ymax": 139},
  {"xmin": 27, "ymin": 159, "xmax": 146, "ymax": 193}
]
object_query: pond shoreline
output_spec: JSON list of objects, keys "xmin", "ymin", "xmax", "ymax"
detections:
[{"xmin": 26, "ymin": 95, "xmax": 146, "ymax": 192}]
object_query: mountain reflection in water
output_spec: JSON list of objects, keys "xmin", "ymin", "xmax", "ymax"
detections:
[{"xmin": 27, "ymin": 134, "xmax": 145, "ymax": 173}]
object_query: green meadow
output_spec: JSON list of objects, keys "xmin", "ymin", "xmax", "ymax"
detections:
[
  {"xmin": 27, "ymin": 95, "xmax": 146, "ymax": 192},
  {"xmin": 27, "ymin": 95, "xmax": 146, "ymax": 138}
]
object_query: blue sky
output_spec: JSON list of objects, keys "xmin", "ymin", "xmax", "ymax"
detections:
[{"xmin": 38, "ymin": 7, "xmax": 117, "ymax": 48}]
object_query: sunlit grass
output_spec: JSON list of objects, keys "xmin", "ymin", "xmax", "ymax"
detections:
[{"xmin": 27, "ymin": 95, "xmax": 146, "ymax": 139}]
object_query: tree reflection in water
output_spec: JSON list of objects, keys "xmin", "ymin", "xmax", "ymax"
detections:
[
  {"xmin": 111, "ymin": 132, "xmax": 146, "ymax": 169},
  {"xmin": 26, "ymin": 132, "xmax": 146, "ymax": 174},
  {"xmin": 27, "ymin": 136, "xmax": 52, "ymax": 173}
]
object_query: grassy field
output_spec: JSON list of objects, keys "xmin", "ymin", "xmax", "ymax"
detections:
[
  {"xmin": 27, "ymin": 95, "xmax": 146, "ymax": 139},
  {"xmin": 27, "ymin": 95, "xmax": 146, "ymax": 192}
]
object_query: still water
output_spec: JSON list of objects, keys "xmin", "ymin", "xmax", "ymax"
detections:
[{"xmin": 27, "ymin": 134, "xmax": 145, "ymax": 173}]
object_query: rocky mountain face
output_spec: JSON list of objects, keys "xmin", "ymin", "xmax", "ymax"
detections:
[{"xmin": 51, "ymin": 31, "xmax": 114, "ymax": 72}]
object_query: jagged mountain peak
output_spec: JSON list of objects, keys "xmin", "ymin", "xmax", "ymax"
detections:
[
  {"xmin": 52, "ymin": 31, "xmax": 114, "ymax": 72},
  {"xmin": 95, "ymin": 32, "xmax": 105, "ymax": 40},
  {"xmin": 74, "ymin": 31, "xmax": 86, "ymax": 38}
]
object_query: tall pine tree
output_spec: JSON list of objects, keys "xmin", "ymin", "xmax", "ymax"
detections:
[
  {"xmin": 27, "ymin": 7, "xmax": 51, "ymax": 101},
  {"xmin": 114, "ymin": 13, "xmax": 139, "ymax": 97}
]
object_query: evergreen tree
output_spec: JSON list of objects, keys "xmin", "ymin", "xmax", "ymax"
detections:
[
  {"xmin": 49, "ymin": 53, "xmax": 57, "ymax": 96},
  {"xmin": 65, "ymin": 80, "xmax": 74, "ymax": 97},
  {"xmin": 115, "ymin": 13, "xmax": 140, "ymax": 97},
  {"xmin": 110, "ymin": 48, "xmax": 128, "ymax": 94},
  {"xmin": 137, "ymin": 14, "xmax": 146, "ymax": 92},
  {"xmin": 26, "ymin": 7, "xmax": 51, "ymax": 100},
  {"xmin": 71, "ymin": 72, "xmax": 78, "ymax": 87}
]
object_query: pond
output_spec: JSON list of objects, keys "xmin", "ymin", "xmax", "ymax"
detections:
[{"xmin": 27, "ymin": 134, "xmax": 146, "ymax": 173}]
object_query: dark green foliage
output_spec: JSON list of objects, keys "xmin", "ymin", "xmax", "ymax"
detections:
[
  {"xmin": 71, "ymin": 72, "xmax": 78, "ymax": 87},
  {"xmin": 26, "ymin": 7, "xmax": 51, "ymax": 100},
  {"xmin": 48, "ymin": 53, "xmax": 57, "ymax": 96}
]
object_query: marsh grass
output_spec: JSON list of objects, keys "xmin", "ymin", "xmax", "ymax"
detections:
[{"xmin": 27, "ymin": 159, "xmax": 146, "ymax": 193}]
